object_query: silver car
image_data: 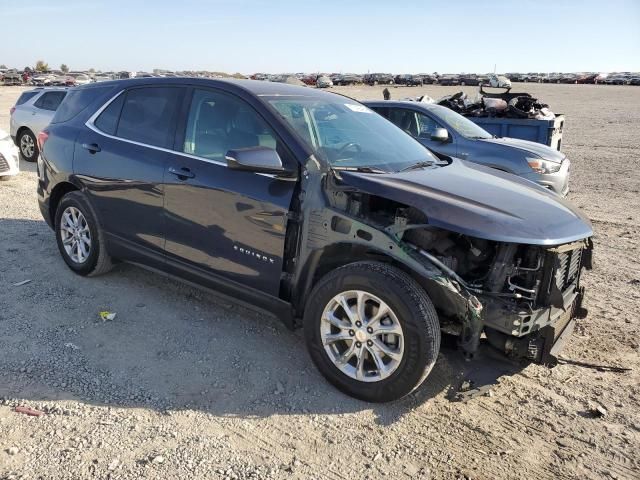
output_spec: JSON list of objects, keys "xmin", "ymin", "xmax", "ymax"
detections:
[{"xmin": 10, "ymin": 88, "xmax": 68, "ymax": 162}]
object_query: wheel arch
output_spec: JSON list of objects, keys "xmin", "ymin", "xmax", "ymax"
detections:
[
  {"xmin": 16, "ymin": 125, "xmax": 33, "ymax": 138},
  {"xmin": 49, "ymin": 181, "xmax": 80, "ymax": 225},
  {"xmin": 292, "ymin": 241, "xmax": 465, "ymax": 323}
]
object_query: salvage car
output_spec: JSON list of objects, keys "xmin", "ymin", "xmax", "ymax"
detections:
[
  {"xmin": 37, "ymin": 78, "xmax": 593, "ymax": 402},
  {"xmin": 437, "ymin": 75, "xmax": 460, "ymax": 86},
  {"xmin": 0, "ymin": 129, "xmax": 20, "ymax": 180},
  {"xmin": 363, "ymin": 73, "xmax": 394, "ymax": 85},
  {"xmin": 10, "ymin": 87, "xmax": 68, "ymax": 161},
  {"xmin": 394, "ymin": 74, "xmax": 423, "ymax": 86},
  {"xmin": 364, "ymin": 100, "xmax": 570, "ymax": 195}
]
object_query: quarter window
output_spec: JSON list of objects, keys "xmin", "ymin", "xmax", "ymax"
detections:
[
  {"xmin": 34, "ymin": 91, "xmax": 67, "ymax": 111},
  {"xmin": 183, "ymin": 89, "xmax": 278, "ymax": 161},
  {"xmin": 115, "ymin": 87, "xmax": 183, "ymax": 148},
  {"xmin": 16, "ymin": 91, "xmax": 39, "ymax": 106},
  {"xmin": 94, "ymin": 93, "xmax": 125, "ymax": 135}
]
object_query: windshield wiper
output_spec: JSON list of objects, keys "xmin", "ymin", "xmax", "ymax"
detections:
[
  {"xmin": 332, "ymin": 166, "xmax": 388, "ymax": 174},
  {"xmin": 399, "ymin": 161, "xmax": 435, "ymax": 172}
]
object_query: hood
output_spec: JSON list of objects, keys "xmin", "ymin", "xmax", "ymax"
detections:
[
  {"xmin": 338, "ymin": 159, "xmax": 592, "ymax": 245},
  {"xmin": 479, "ymin": 137, "xmax": 565, "ymax": 163}
]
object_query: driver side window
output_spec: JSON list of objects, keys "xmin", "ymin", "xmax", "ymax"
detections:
[
  {"xmin": 388, "ymin": 108, "xmax": 419, "ymax": 137},
  {"xmin": 183, "ymin": 89, "xmax": 278, "ymax": 161},
  {"xmin": 417, "ymin": 113, "xmax": 443, "ymax": 138}
]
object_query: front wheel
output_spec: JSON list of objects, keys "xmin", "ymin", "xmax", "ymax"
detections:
[{"xmin": 304, "ymin": 261, "xmax": 441, "ymax": 402}]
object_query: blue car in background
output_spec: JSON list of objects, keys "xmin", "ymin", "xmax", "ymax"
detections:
[{"xmin": 364, "ymin": 101, "xmax": 570, "ymax": 196}]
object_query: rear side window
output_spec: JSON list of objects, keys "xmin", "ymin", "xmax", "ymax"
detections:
[
  {"xmin": 16, "ymin": 91, "xmax": 39, "ymax": 106},
  {"xmin": 52, "ymin": 86, "xmax": 111, "ymax": 124},
  {"xmin": 34, "ymin": 91, "xmax": 67, "ymax": 111},
  {"xmin": 115, "ymin": 87, "xmax": 182, "ymax": 148}
]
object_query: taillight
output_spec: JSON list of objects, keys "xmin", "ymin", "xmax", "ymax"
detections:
[
  {"xmin": 37, "ymin": 130, "xmax": 49, "ymax": 151},
  {"xmin": 10, "ymin": 106, "xmax": 15, "ymax": 115}
]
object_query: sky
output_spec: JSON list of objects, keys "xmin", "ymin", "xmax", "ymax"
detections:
[{"xmin": 1, "ymin": 0, "xmax": 639, "ymax": 74}]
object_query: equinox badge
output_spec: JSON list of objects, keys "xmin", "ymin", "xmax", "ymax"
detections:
[{"xmin": 233, "ymin": 244, "xmax": 275, "ymax": 264}]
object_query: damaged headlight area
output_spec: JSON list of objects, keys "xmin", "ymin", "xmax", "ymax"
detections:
[
  {"xmin": 402, "ymin": 222, "xmax": 592, "ymax": 364},
  {"xmin": 325, "ymin": 187, "xmax": 593, "ymax": 366}
]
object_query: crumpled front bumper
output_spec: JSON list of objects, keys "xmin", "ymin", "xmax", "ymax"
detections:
[{"xmin": 484, "ymin": 285, "xmax": 587, "ymax": 365}]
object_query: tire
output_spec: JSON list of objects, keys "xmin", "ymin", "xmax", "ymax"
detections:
[
  {"xmin": 54, "ymin": 191, "xmax": 112, "ymax": 276},
  {"xmin": 304, "ymin": 261, "xmax": 441, "ymax": 402},
  {"xmin": 18, "ymin": 129, "xmax": 38, "ymax": 162}
]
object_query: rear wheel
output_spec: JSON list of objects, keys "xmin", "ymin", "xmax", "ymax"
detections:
[
  {"xmin": 304, "ymin": 261, "xmax": 441, "ymax": 402},
  {"xmin": 19, "ymin": 129, "xmax": 38, "ymax": 162},
  {"xmin": 55, "ymin": 191, "xmax": 112, "ymax": 276}
]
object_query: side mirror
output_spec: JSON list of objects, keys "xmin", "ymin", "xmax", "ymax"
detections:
[
  {"xmin": 430, "ymin": 128, "xmax": 449, "ymax": 142},
  {"xmin": 226, "ymin": 147, "xmax": 294, "ymax": 176}
]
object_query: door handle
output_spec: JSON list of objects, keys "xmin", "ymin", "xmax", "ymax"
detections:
[
  {"xmin": 168, "ymin": 166, "xmax": 195, "ymax": 180},
  {"xmin": 81, "ymin": 143, "xmax": 101, "ymax": 154}
]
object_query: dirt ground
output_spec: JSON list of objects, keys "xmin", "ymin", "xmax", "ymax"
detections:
[{"xmin": 0, "ymin": 83, "xmax": 638, "ymax": 480}]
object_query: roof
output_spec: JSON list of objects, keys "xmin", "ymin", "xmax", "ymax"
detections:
[
  {"xmin": 362, "ymin": 100, "xmax": 443, "ymax": 112},
  {"xmin": 80, "ymin": 76, "xmax": 336, "ymax": 99}
]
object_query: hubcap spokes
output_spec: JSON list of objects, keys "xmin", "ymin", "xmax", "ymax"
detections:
[
  {"xmin": 60, "ymin": 206, "xmax": 91, "ymax": 263},
  {"xmin": 21, "ymin": 135, "xmax": 34, "ymax": 157},
  {"xmin": 320, "ymin": 290, "xmax": 404, "ymax": 382}
]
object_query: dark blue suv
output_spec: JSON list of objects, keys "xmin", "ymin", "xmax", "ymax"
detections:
[{"xmin": 38, "ymin": 78, "xmax": 593, "ymax": 402}]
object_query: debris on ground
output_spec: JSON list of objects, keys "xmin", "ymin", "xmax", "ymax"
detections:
[
  {"xmin": 99, "ymin": 311, "xmax": 117, "ymax": 322},
  {"xmin": 14, "ymin": 406, "xmax": 44, "ymax": 417},
  {"xmin": 64, "ymin": 342, "xmax": 80, "ymax": 350},
  {"xmin": 12, "ymin": 279, "xmax": 32, "ymax": 286},
  {"xmin": 452, "ymin": 380, "xmax": 495, "ymax": 402},
  {"xmin": 590, "ymin": 405, "xmax": 608, "ymax": 418},
  {"xmin": 558, "ymin": 356, "xmax": 632, "ymax": 373}
]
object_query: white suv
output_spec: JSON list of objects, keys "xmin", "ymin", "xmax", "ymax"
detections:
[{"xmin": 10, "ymin": 88, "xmax": 67, "ymax": 162}]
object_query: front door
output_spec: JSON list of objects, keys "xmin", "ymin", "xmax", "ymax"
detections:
[
  {"xmin": 162, "ymin": 87, "xmax": 297, "ymax": 296},
  {"xmin": 386, "ymin": 107, "xmax": 458, "ymax": 158}
]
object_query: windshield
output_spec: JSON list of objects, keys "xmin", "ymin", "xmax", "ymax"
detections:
[
  {"xmin": 266, "ymin": 96, "xmax": 437, "ymax": 172},
  {"xmin": 430, "ymin": 105, "xmax": 492, "ymax": 139}
]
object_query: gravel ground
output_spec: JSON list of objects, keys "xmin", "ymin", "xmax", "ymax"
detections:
[{"xmin": 0, "ymin": 83, "xmax": 638, "ymax": 480}]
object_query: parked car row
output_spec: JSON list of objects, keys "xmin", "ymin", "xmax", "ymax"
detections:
[
  {"xmin": 31, "ymin": 78, "xmax": 593, "ymax": 402},
  {"xmin": 505, "ymin": 72, "xmax": 640, "ymax": 85}
]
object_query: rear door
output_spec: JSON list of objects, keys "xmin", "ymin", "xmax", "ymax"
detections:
[
  {"xmin": 76, "ymin": 85, "xmax": 184, "ymax": 263},
  {"xmin": 162, "ymin": 87, "xmax": 297, "ymax": 296}
]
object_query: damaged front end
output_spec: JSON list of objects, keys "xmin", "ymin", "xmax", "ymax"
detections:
[{"xmin": 321, "ymin": 167, "xmax": 594, "ymax": 365}]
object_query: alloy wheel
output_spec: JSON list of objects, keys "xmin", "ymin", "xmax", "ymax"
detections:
[
  {"xmin": 20, "ymin": 134, "xmax": 35, "ymax": 158},
  {"xmin": 60, "ymin": 206, "xmax": 92, "ymax": 263},
  {"xmin": 320, "ymin": 290, "xmax": 404, "ymax": 382}
]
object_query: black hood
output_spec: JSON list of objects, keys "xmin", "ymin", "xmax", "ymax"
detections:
[{"xmin": 338, "ymin": 159, "xmax": 592, "ymax": 245}]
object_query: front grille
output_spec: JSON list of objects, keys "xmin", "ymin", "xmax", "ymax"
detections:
[
  {"xmin": 555, "ymin": 248, "xmax": 582, "ymax": 292},
  {"xmin": 0, "ymin": 153, "xmax": 9, "ymax": 173}
]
